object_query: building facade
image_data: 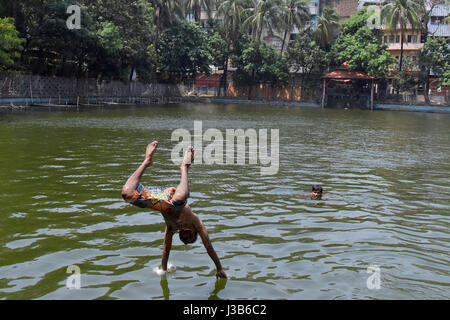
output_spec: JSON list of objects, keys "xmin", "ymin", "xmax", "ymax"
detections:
[{"xmin": 320, "ymin": 0, "xmax": 359, "ymax": 22}]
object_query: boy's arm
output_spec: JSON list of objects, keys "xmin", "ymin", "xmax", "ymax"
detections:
[
  {"xmin": 161, "ymin": 226, "xmax": 174, "ymax": 271},
  {"xmin": 195, "ymin": 219, "xmax": 227, "ymax": 279}
]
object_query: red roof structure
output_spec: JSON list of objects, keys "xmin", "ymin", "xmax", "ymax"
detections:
[
  {"xmin": 322, "ymin": 70, "xmax": 375, "ymax": 80},
  {"xmin": 320, "ymin": 63, "xmax": 376, "ymax": 109}
]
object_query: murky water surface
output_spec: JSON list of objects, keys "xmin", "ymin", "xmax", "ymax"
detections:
[{"xmin": 0, "ymin": 103, "xmax": 449, "ymax": 299}]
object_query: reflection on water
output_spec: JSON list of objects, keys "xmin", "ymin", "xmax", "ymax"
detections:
[{"xmin": 0, "ymin": 104, "xmax": 449, "ymax": 299}]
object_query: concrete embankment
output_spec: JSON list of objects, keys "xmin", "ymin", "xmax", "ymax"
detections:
[
  {"xmin": 373, "ymin": 103, "xmax": 450, "ymax": 113},
  {"xmin": 1, "ymin": 96, "xmax": 449, "ymax": 113}
]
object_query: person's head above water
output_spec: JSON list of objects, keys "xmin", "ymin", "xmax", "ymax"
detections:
[
  {"xmin": 179, "ymin": 228, "xmax": 198, "ymax": 244},
  {"xmin": 311, "ymin": 185, "xmax": 323, "ymax": 200}
]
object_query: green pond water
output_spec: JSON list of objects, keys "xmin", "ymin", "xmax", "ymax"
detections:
[{"xmin": 0, "ymin": 103, "xmax": 449, "ymax": 300}]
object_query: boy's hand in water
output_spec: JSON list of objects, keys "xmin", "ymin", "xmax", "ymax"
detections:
[
  {"xmin": 216, "ymin": 269, "xmax": 227, "ymax": 279},
  {"xmin": 144, "ymin": 141, "xmax": 158, "ymax": 167}
]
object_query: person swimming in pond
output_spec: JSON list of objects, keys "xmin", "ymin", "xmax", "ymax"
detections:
[
  {"xmin": 121, "ymin": 141, "xmax": 227, "ymax": 279},
  {"xmin": 309, "ymin": 185, "xmax": 329, "ymax": 200},
  {"xmin": 310, "ymin": 185, "xmax": 323, "ymax": 200}
]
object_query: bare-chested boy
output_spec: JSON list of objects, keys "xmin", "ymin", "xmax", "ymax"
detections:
[{"xmin": 121, "ymin": 141, "xmax": 227, "ymax": 279}]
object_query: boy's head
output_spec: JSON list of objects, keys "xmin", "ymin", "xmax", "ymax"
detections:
[
  {"xmin": 179, "ymin": 229, "xmax": 198, "ymax": 244},
  {"xmin": 311, "ymin": 185, "xmax": 323, "ymax": 200}
]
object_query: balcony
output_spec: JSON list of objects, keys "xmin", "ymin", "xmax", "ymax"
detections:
[
  {"xmin": 428, "ymin": 23, "xmax": 450, "ymax": 37},
  {"xmin": 386, "ymin": 42, "xmax": 424, "ymax": 51},
  {"xmin": 357, "ymin": 0, "xmax": 383, "ymax": 10}
]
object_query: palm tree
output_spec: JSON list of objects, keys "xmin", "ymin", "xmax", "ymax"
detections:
[
  {"xmin": 151, "ymin": 0, "xmax": 184, "ymax": 32},
  {"xmin": 217, "ymin": 0, "xmax": 244, "ymax": 96},
  {"xmin": 185, "ymin": 0, "xmax": 214, "ymax": 23},
  {"xmin": 277, "ymin": 0, "xmax": 310, "ymax": 55},
  {"xmin": 381, "ymin": 0, "xmax": 421, "ymax": 71},
  {"xmin": 315, "ymin": 6, "xmax": 339, "ymax": 50},
  {"xmin": 242, "ymin": 0, "xmax": 281, "ymax": 43},
  {"xmin": 218, "ymin": 0, "xmax": 243, "ymax": 39}
]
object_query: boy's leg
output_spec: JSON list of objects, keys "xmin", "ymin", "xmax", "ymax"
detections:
[
  {"xmin": 171, "ymin": 146, "xmax": 194, "ymax": 204},
  {"xmin": 122, "ymin": 141, "xmax": 158, "ymax": 201}
]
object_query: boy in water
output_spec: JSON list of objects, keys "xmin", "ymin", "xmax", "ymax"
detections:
[
  {"xmin": 308, "ymin": 184, "xmax": 330, "ymax": 200},
  {"xmin": 310, "ymin": 185, "xmax": 324, "ymax": 200},
  {"xmin": 121, "ymin": 141, "xmax": 227, "ymax": 279}
]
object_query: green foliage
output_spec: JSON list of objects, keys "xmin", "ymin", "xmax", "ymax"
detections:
[
  {"xmin": 231, "ymin": 37, "xmax": 289, "ymax": 86},
  {"xmin": 89, "ymin": 0, "xmax": 156, "ymax": 81},
  {"xmin": 420, "ymin": 37, "xmax": 450, "ymax": 87},
  {"xmin": 0, "ymin": 17, "xmax": 24, "ymax": 69},
  {"xmin": 158, "ymin": 22, "xmax": 212, "ymax": 79},
  {"xmin": 331, "ymin": 9, "xmax": 396, "ymax": 78},
  {"xmin": 208, "ymin": 30, "xmax": 229, "ymax": 69},
  {"xmin": 315, "ymin": 6, "xmax": 339, "ymax": 50},
  {"xmin": 0, "ymin": 0, "xmax": 445, "ymax": 91},
  {"xmin": 392, "ymin": 57, "xmax": 418, "ymax": 93},
  {"xmin": 24, "ymin": 0, "xmax": 98, "ymax": 76},
  {"xmin": 96, "ymin": 22, "xmax": 123, "ymax": 55},
  {"xmin": 286, "ymin": 30, "xmax": 328, "ymax": 87}
]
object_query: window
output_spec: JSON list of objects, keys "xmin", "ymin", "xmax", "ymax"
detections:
[
  {"xmin": 396, "ymin": 35, "xmax": 400, "ymax": 43},
  {"xmin": 384, "ymin": 36, "xmax": 388, "ymax": 43},
  {"xmin": 407, "ymin": 35, "xmax": 418, "ymax": 43},
  {"xmin": 389, "ymin": 35, "xmax": 395, "ymax": 42}
]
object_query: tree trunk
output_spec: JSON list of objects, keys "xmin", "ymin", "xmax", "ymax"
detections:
[
  {"xmin": 280, "ymin": 27, "xmax": 289, "ymax": 56},
  {"xmin": 194, "ymin": 5, "xmax": 201, "ymax": 23},
  {"xmin": 399, "ymin": 29, "xmax": 404, "ymax": 72},
  {"xmin": 12, "ymin": 1, "xmax": 17, "ymax": 21},
  {"xmin": 424, "ymin": 69, "xmax": 430, "ymax": 104},
  {"xmin": 257, "ymin": 14, "xmax": 265, "ymax": 43},
  {"xmin": 221, "ymin": 59, "xmax": 229, "ymax": 97}
]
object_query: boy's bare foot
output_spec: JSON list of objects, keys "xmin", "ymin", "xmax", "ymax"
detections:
[
  {"xmin": 181, "ymin": 146, "xmax": 194, "ymax": 169},
  {"xmin": 144, "ymin": 141, "xmax": 158, "ymax": 167}
]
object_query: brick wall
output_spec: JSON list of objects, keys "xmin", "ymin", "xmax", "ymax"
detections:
[{"xmin": 321, "ymin": 0, "xmax": 358, "ymax": 21}]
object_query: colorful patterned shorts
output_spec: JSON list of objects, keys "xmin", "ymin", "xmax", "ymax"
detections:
[{"xmin": 127, "ymin": 184, "xmax": 186, "ymax": 214}]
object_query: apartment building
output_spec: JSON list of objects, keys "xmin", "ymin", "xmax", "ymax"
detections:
[
  {"xmin": 320, "ymin": 0, "xmax": 359, "ymax": 22},
  {"xmin": 428, "ymin": 2, "xmax": 450, "ymax": 37}
]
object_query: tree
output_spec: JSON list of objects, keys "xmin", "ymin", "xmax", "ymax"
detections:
[
  {"xmin": 331, "ymin": 9, "xmax": 396, "ymax": 79},
  {"xmin": 315, "ymin": 6, "xmax": 339, "ymax": 50},
  {"xmin": 381, "ymin": 0, "xmax": 421, "ymax": 72},
  {"xmin": 23, "ymin": 0, "xmax": 98, "ymax": 77},
  {"xmin": 150, "ymin": 0, "xmax": 184, "ymax": 32},
  {"xmin": 0, "ymin": 17, "xmax": 24, "ymax": 70},
  {"xmin": 185, "ymin": 0, "xmax": 214, "ymax": 23},
  {"xmin": 217, "ymin": 0, "xmax": 245, "ymax": 96},
  {"xmin": 218, "ymin": 0, "xmax": 244, "ymax": 39},
  {"xmin": 285, "ymin": 29, "xmax": 328, "ymax": 88},
  {"xmin": 392, "ymin": 56, "xmax": 418, "ymax": 94},
  {"xmin": 419, "ymin": 37, "xmax": 450, "ymax": 87},
  {"xmin": 277, "ymin": 0, "xmax": 310, "ymax": 55},
  {"xmin": 415, "ymin": 0, "xmax": 445, "ymax": 103},
  {"xmin": 231, "ymin": 37, "xmax": 289, "ymax": 88},
  {"xmin": 89, "ymin": 0, "xmax": 156, "ymax": 82},
  {"xmin": 242, "ymin": 0, "xmax": 281, "ymax": 42},
  {"xmin": 157, "ymin": 22, "xmax": 213, "ymax": 82}
]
